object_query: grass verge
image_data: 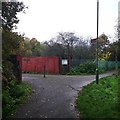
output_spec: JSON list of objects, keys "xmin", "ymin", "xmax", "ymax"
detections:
[
  {"xmin": 2, "ymin": 80, "xmax": 32, "ymax": 118},
  {"xmin": 76, "ymin": 75, "xmax": 120, "ymax": 119}
]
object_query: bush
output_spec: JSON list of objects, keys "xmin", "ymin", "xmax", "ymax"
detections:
[
  {"xmin": 79, "ymin": 62, "xmax": 96, "ymax": 74},
  {"xmin": 2, "ymin": 80, "xmax": 32, "ymax": 117},
  {"xmin": 2, "ymin": 60, "xmax": 16, "ymax": 88},
  {"xmin": 2, "ymin": 90, "xmax": 16, "ymax": 116},
  {"xmin": 67, "ymin": 62, "xmax": 96, "ymax": 75}
]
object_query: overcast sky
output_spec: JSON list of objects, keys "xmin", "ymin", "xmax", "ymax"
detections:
[{"xmin": 15, "ymin": 0, "xmax": 119, "ymax": 42}]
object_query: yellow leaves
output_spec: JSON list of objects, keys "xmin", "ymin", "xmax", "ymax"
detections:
[{"xmin": 98, "ymin": 52, "xmax": 111, "ymax": 60}]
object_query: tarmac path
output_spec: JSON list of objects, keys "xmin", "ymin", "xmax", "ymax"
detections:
[{"xmin": 12, "ymin": 72, "xmax": 114, "ymax": 118}]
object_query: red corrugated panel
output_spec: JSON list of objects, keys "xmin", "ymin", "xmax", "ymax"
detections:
[{"xmin": 22, "ymin": 56, "xmax": 60, "ymax": 74}]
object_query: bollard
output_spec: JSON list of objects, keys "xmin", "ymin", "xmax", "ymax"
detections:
[{"xmin": 44, "ymin": 65, "xmax": 46, "ymax": 78}]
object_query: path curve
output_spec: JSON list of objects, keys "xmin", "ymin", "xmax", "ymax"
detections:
[{"xmin": 11, "ymin": 72, "xmax": 114, "ymax": 118}]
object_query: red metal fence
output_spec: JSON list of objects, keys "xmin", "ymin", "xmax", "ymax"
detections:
[{"xmin": 22, "ymin": 56, "xmax": 60, "ymax": 74}]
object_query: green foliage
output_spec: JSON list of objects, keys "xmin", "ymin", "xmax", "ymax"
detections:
[
  {"xmin": 67, "ymin": 67, "xmax": 82, "ymax": 75},
  {"xmin": 76, "ymin": 75, "xmax": 120, "ymax": 118},
  {"xmin": 67, "ymin": 62, "xmax": 96, "ymax": 75},
  {"xmin": 79, "ymin": 62, "xmax": 96, "ymax": 74},
  {"xmin": 2, "ymin": 2, "xmax": 26, "ymax": 88},
  {"xmin": 20, "ymin": 37, "xmax": 46, "ymax": 57},
  {"xmin": 2, "ymin": 30, "xmax": 24, "ymax": 59},
  {"xmin": 108, "ymin": 41, "xmax": 120, "ymax": 61},
  {"xmin": 2, "ymin": 60, "xmax": 16, "ymax": 88},
  {"xmin": 2, "ymin": 80, "xmax": 32, "ymax": 117},
  {"xmin": 43, "ymin": 41, "xmax": 65, "ymax": 57},
  {"xmin": 2, "ymin": 2, "xmax": 26, "ymax": 30}
]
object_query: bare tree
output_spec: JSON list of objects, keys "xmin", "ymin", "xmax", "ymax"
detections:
[{"xmin": 56, "ymin": 32, "xmax": 79, "ymax": 71}]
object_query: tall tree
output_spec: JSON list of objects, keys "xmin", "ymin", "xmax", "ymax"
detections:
[
  {"xmin": 29, "ymin": 38, "xmax": 42, "ymax": 56},
  {"xmin": 57, "ymin": 32, "xmax": 79, "ymax": 57},
  {"xmin": 2, "ymin": 2, "xmax": 26, "ymax": 87},
  {"xmin": 57, "ymin": 32, "xmax": 79, "ymax": 59},
  {"xmin": 108, "ymin": 41, "xmax": 120, "ymax": 61},
  {"xmin": 48, "ymin": 32, "xmax": 79, "ymax": 71},
  {"xmin": 2, "ymin": 2, "xmax": 26, "ymax": 30},
  {"xmin": 90, "ymin": 34, "xmax": 110, "ymax": 60},
  {"xmin": 43, "ymin": 39, "xmax": 65, "ymax": 57},
  {"xmin": 74, "ymin": 39, "xmax": 91, "ymax": 59}
]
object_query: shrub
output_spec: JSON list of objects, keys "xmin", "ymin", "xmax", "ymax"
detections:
[
  {"xmin": 79, "ymin": 62, "xmax": 96, "ymax": 74},
  {"xmin": 2, "ymin": 80, "xmax": 32, "ymax": 117},
  {"xmin": 67, "ymin": 62, "xmax": 96, "ymax": 75},
  {"xmin": 2, "ymin": 60, "xmax": 16, "ymax": 88}
]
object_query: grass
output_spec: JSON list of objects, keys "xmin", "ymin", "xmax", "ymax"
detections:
[
  {"xmin": 2, "ymin": 80, "xmax": 32, "ymax": 118},
  {"xmin": 76, "ymin": 75, "xmax": 120, "ymax": 119}
]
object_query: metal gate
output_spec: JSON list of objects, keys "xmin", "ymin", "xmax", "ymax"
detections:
[{"xmin": 22, "ymin": 56, "xmax": 60, "ymax": 74}]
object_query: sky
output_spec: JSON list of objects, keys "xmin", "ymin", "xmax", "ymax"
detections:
[{"xmin": 15, "ymin": 0, "xmax": 119, "ymax": 42}]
